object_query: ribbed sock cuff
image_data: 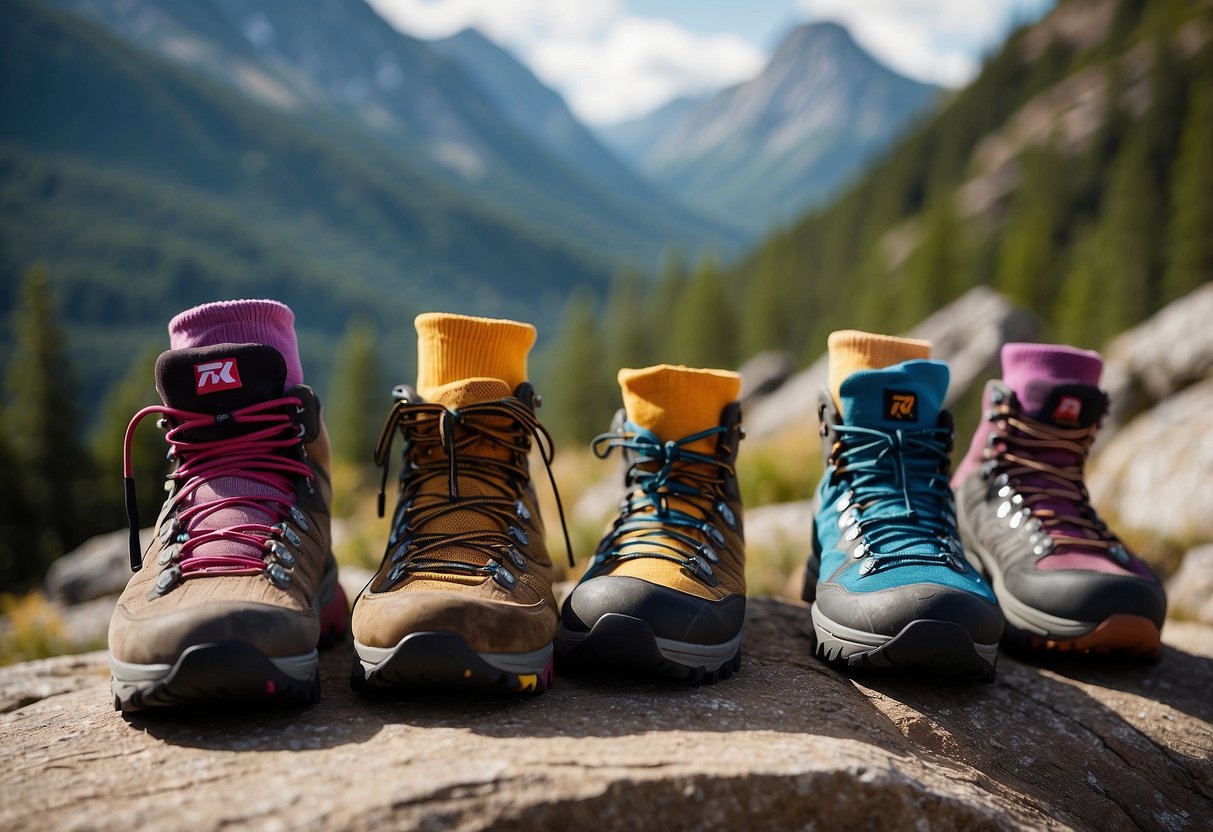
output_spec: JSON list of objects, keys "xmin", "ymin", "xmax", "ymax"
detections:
[
  {"xmin": 827, "ymin": 330, "xmax": 932, "ymax": 412},
  {"xmin": 168, "ymin": 299, "xmax": 303, "ymax": 390},
  {"xmin": 1001, "ymin": 342, "xmax": 1103, "ymax": 413},
  {"xmin": 619, "ymin": 364, "xmax": 740, "ymax": 452},
  {"xmin": 415, "ymin": 313, "xmax": 535, "ymax": 400}
]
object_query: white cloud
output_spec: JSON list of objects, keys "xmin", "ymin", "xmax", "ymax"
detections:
[
  {"xmin": 366, "ymin": 0, "xmax": 619, "ymax": 43},
  {"xmin": 366, "ymin": 0, "xmax": 764, "ymax": 125},
  {"xmin": 795, "ymin": 0, "xmax": 1046, "ymax": 86},
  {"xmin": 531, "ymin": 19, "xmax": 764, "ymax": 124}
]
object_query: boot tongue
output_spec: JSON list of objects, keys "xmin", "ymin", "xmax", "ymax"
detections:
[
  {"xmin": 156, "ymin": 343, "xmax": 286, "ymax": 412},
  {"xmin": 838, "ymin": 360, "xmax": 948, "ymax": 430},
  {"xmin": 1023, "ymin": 381, "xmax": 1105, "ymax": 428},
  {"xmin": 425, "ymin": 378, "xmax": 513, "ymax": 409},
  {"xmin": 153, "ymin": 344, "xmax": 292, "ymax": 563},
  {"xmin": 619, "ymin": 365, "xmax": 740, "ymax": 453}
]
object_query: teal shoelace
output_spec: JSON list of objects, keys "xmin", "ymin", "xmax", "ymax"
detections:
[
  {"xmin": 584, "ymin": 421, "xmax": 737, "ymax": 587},
  {"xmin": 828, "ymin": 424, "xmax": 965, "ymax": 576}
]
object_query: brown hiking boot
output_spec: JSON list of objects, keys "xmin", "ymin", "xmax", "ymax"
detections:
[
  {"xmin": 109, "ymin": 343, "xmax": 346, "ymax": 712},
  {"xmin": 350, "ymin": 314, "xmax": 568, "ymax": 693},
  {"xmin": 556, "ymin": 365, "xmax": 746, "ymax": 682}
]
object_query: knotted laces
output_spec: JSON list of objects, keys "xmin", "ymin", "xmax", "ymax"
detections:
[
  {"xmin": 983, "ymin": 400, "xmax": 1125, "ymax": 559},
  {"xmin": 584, "ymin": 422, "xmax": 738, "ymax": 587},
  {"xmin": 123, "ymin": 395, "xmax": 314, "ymax": 589},
  {"xmin": 374, "ymin": 393, "xmax": 572, "ymax": 591},
  {"xmin": 828, "ymin": 424, "xmax": 965, "ymax": 576}
]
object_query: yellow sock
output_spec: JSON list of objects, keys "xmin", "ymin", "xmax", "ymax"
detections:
[
  {"xmin": 828, "ymin": 330, "xmax": 932, "ymax": 413},
  {"xmin": 619, "ymin": 365, "xmax": 740, "ymax": 453},
  {"xmin": 415, "ymin": 313, "xmax": 535, "ymax": 401}
]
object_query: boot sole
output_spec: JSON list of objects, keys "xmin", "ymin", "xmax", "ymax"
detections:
[
  {"xmin": 110, "ymin": 561, "xmax": 349, "ymax": 712},
  {"xmin": 811, "ymin": 605, "xmax": 999, "ymax": 681},
  {"xmin": 555, "ymin": 614, "xmax": 742, "ymax": 683},
  {"xmin": 111, "ymin": 641, "xmax": 321, "ymax": 712},
  {"xmin": 1001, "ymin": 614, "xmax": 1162, "ymax": 660},
  {"xmin": 957, "ymin": 511, "xmax": 1162, "ymax": 660},
  {"xmin": 351, "ymin": 632, "xmax": 554, "ymax": 694}
]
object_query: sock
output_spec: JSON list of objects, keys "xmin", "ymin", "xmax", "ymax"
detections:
[
  {"xmin": 415, "ymin": 313, "xmax": 535, "ymax": 403},
  {"xmin": 827, "ymin": 330, "xmax": 932, "ymax": 414},
  {"xmin": 619, "ymin": 364, "xmax": 740, "ymax": 453},
  {"xmin": 1001, "ymin": 343, "xmax": 1103, "ymax": 412},
  {"xmin": 168, "ymin": 299, "xmax": 303, "ymax": 391}
]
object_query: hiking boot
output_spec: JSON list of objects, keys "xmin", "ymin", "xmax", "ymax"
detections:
[
  {"xmin": 557, "ymin": 365, "xmax": 746, "ymax": 682},
  {"xmin": 953, "ymin": 343, "xmax": 1166, "ymax": 659},
  {"xmin": 109, "ymin": 325, "xmax": 346, "ymax": 711},
  {"xmin": 803, "ymin": 333, "xmax": 1002, "ymax": 679},
  {"xmin": 350, "ymin": 314, "xmax": 568, "ymax": 693}
]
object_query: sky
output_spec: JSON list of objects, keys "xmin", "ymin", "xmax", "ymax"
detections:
[{"xmin": 366, "ymin": 0, "xmax": 1056, "ymax": 126}]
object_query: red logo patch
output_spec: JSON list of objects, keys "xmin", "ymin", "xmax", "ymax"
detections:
[
  {"xmin": 194, "ymin": 359, "xmax": 242, "ymax": 394},
  {"xmin": 1051, "ymin": 394, "xmax": 1083, "ymax": 423}
]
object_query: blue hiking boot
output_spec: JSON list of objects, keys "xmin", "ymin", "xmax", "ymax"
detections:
[{"xmin": 802, "ymin": 360, "xmax": 1003, "ymax": 680}]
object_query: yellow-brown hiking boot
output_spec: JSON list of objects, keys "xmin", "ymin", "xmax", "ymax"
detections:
[
  {"xmin": 351, "ymin": 314, "xmax": 569, "ymax": 693},
  {"xmin": 557, "ymin": 365, "xmax": 746, "ymax": 682},
  {"xmin": 109, "ymin": 303, "xmax": 346, "ymax": 712}
]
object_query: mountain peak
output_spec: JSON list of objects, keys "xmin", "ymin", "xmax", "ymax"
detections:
[{"xmin": 769, "ymin": 20, "xmax": 870, "ymax": 70}]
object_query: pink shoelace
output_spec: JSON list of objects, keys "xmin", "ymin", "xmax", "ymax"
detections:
[{"xmin": 123, "ymin": 396, "xmax": 313, "ymax": 582}]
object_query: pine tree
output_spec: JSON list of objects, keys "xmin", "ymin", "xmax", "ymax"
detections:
[
  {"xmin": 740, "ymin": 246, "xmax": 782, "ymax": 360},
  {"xmin": 1162, "ymin": 67, "xmax": 1213, "ymax": 303},
  {"xmin": 1094, "ymin": 129, "xmax": 1160, "ymax": 338},
  {"xmin": 328, "ymin": 318, "xmax": 386, "ymax": 467},
  {"xmin": 3, "ymin": 265, "xmax": 97, "ymax": 584},
  {"xmin": 545, "ymin": 291, "xmax": 614, "ymax": 442},
  {"xmin": 901, "ymin": 195, "xmax": 966, "ymax": 328},
  {"xmin": 995, "ymin": 147, "xmax": 1063, "ymax": 312},
  {"xmin": 668, "ymin": 254, "xmax": 739, "ymax": 369},
  {"xmin": 646, "ymin": 247, "xmax": 690, "ymax": 360},
  {"xmin": 601, "ymin": 266, "xmax": 653, "ymax": 374},
  {"xmin": 1053, "ymin": 225, "xmax": 1103, "ymax": 349},
  {"xmin": 91, "ymin": 349, "xmax": 169, "ymax": 531},
  {"xmin": 0, "ymin": 428, "xmax": 34, "ymax": 590}
]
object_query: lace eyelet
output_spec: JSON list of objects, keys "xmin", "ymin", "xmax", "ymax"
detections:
[
  {"xmin": 149, "ymin": 565, "xmax": 182, "ymax": 597},
  {"xmin": 289, "ymin": 505, "xmax": 309, "ymax": 532},
  {"xmin": 272, "ymin": 522, "xmax": 302, "ymax": 547},
  {"xmin": 157, "ymin": 543, "xmax": 180, "ymax": 566},
  {"xmin": 493, "ymin": 566, "xmax": 517, "ymax": 590},
  {"xmin": 267, "ymin": 563, "xmax": 292, "ymax": 589},
  {"xmin": 267, "ymin": 540, "xmax": 296, "ymax": 568}
]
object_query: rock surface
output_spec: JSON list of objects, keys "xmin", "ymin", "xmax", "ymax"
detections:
[
  {"xmin": 738, "ymin": 351, "xmax": 795, "ymax": 402},
  {"xmin": 1088, "ymin": 378, "xmax": 1213, "ymax": 546},
  {"xmin": 1167, "ymin": 545, "xmax": 1213, "ymax": 626},
  {"xmin": 745, "ymin": 288, "xmax": 1037, "ymax": 438},
  {"xmin": 44, "ymin": 528, "xmax": 154, "ymax": 605},
  {"xmin": 1101, "ymin": 283, "xmax": 1213, "ymax": 434},
  {"xmin": 2, "ymin": 598, "xmax": 1210, "ymax": 832}
]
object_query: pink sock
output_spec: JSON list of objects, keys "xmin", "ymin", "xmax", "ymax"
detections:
[
  {"xmin": 1001, "ymin": 343, "xmax": 1102, "ymax": 412},
  {"xmin": 168, "ymin": 299, "xmax": 304, "ymax": 391}
]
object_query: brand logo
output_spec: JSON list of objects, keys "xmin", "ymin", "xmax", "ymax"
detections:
[
  {"xmin": 884, "ymin": 389, "xmax": 918, "ymax": 421},
  {"xmin": 1051, "ymin": 394, "xmax": 1083, "ymax": 424},
  {"xmin": 194, "ymin": 359, "xmax": 242, "ymax": 393}
]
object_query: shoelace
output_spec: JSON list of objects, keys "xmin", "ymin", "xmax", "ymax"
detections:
[
  {"xmin": 374, "ymin": 395, "xmax": 572, "ymax": 589},
  {"xmin": 584, "ymin": 422, "xmax": 737, "ymax": 587},
  {"xmin": 984, "ymin": 403, "xmax": 1121, "ymax": 558},
  {"xmin": 829, "ymin": 424, "xmax": 964, "ymax": 575},
  {"xmin": 123, "ymin": 396, "xmax": 313, "ymax": 586}
]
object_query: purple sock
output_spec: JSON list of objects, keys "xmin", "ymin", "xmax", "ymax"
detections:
[
  {"xmin": 168, "ymin": 299, "xmax": 304, "ymax": 391},
  {"xmin": 1001, "ymin": 343, "xmax": 1102, "ymax": 411}
]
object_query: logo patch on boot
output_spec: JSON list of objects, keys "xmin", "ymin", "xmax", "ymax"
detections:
[
  {"xmin": 884, "ymin": 390, "xmax": 918, "ymax": 421},
  {"xmin": 194, "ymin": 359, "xmax": 242, "ymax": 393},
  {"xmin": 1050, "ymin": 394, "xmax": 1083, "ymax": 425}
]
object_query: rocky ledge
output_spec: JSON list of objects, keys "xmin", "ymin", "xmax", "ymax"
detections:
[{"xmin": 2, "ymin": 599, "xmax": 1210, "ymax": 832}]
